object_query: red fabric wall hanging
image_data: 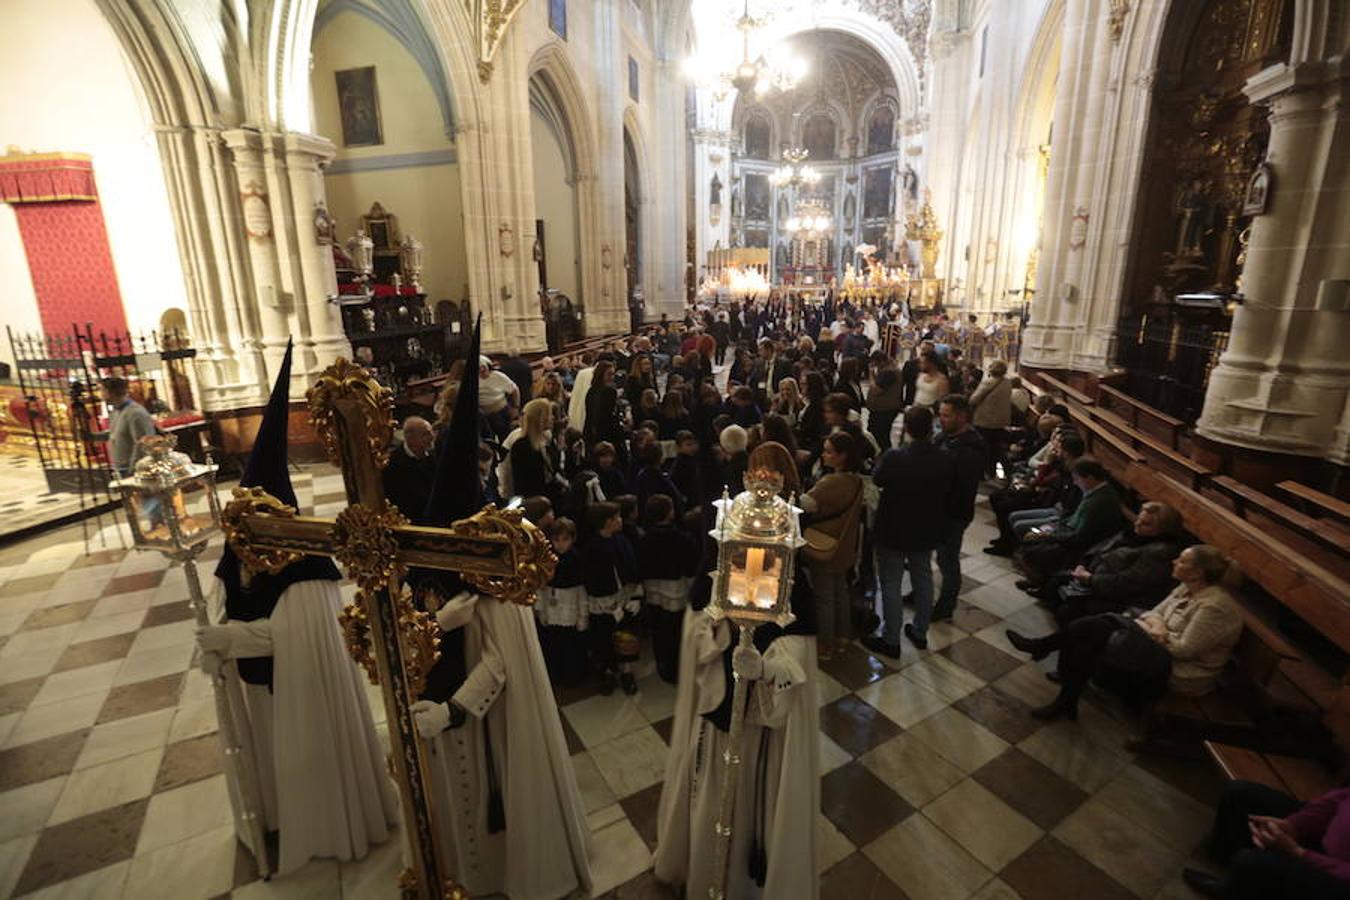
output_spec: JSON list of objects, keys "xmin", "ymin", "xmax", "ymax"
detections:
[{"xmin": 0, "ymin": 152, "xmax": 127, "ymax": 338}]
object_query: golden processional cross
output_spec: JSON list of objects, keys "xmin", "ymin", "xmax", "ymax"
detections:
[{"xmin": 220, "ymin": 360, "xmax": 554, "ymax": 900}]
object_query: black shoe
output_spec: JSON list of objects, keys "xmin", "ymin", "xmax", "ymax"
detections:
[
  {"xmin": 1181, "ymin": 868, "xmax": 1225, "ymax": 898},
  {"xmin": 930, "ymin": 610, "xmax": 954, "ymax": 624},
  {"xmin": 983, "ymin": 544, "xmax": 1013, "ymax": 557},
  {"xmin": 620, "ymin": 672, "xmax": 638, "ymax": 696},
  {"xmin": 1005, "ymin": 629, "xmax": 1050, "ymax": 661},
  {"xmin": 1030, "ymin": 697, "xmax": 1078, "ymax": 721},
  {"xmin": 903, "ymin": 624, "xmax": 928, "ymax": 650},
  {"xmin": 862, "ymin": 634, "xmax": 901, "ymax": 660},
  {"xmin": 1015, "ymin": 579, "xmax": 1039, "ymax": 593},
  {"xmin": 859, "ymin": 611, "xmax": 881, "ymax": 636},
  {"xmin": 599, "ymin": 672, "xmax": 617, "ymax": 696},
  {"xmin": 1045, "ymin": 670, "xmax": 1062, "ymax": 684}
]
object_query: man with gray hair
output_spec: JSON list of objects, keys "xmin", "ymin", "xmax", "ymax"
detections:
[{"xmin": 382, "ymin": 416, "xmax": 436, "ymax": 520}]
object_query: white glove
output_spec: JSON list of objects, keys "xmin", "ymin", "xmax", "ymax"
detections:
[
  {"xmin": 412, "ymin": 699, "xmax": 450, "ymax": 739},
  {"xmin": 200, "ymin": 650, "xmax": 223, "ymax": 678},
  {"xmin": 732, "ymin": 645, "xmax": 764, "ymax": 681},
  {"xmin": 435, "ymin": 591, "xmax": 479, "ymax": 633},
  {"xmin": 196, "ymin": 625, "xmax": 232, "ymax": 656}
]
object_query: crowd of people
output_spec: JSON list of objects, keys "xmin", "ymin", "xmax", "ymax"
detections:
[{"xmin": 198, "ymin": 294, "xmax": 1342, "ymax": 899}]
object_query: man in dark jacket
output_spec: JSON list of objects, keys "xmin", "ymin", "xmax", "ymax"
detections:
[
  {"xmin": 932, "ymin": 394, "xmax": 988, "ymax": 628},
  {"xmin": 863, "ymin": 406, "xmax": 956, "ymax": 659},
  {"xmin": 1017, "ymin": 457, "xmax": 1127, "ymax": 587},
  {"xmin": 382, "ymin": 416, "xmax": 436, "ymax": 520}
]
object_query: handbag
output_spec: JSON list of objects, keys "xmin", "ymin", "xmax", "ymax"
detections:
[
  {"xmin": 1094, "ymin": 616, "xmax": 1171, "ymax": 703},
  {"xmin": 803, "ymin": 477, "xmax": 863, "ymax": 565}
]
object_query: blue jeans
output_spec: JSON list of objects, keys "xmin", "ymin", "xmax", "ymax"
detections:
[
  {"xmin": 934, "ymin": 520, "xmax": 967, "ymax": 620},
  {"xmin": 1010, "ymin": 507, "xmax": 1058, "ymax": 539},
  {"xmin": 876, "ymin": 546, "xmax": 934, "ymax": 644}
]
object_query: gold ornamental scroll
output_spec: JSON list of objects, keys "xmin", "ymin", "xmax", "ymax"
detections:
[
  {"xmin": 469, "ymin": 0, "xmax": 530, "ymax": 82},
  {"xmin": 221, "ymin": 359, "xmax": 555, "ymax": 900}
]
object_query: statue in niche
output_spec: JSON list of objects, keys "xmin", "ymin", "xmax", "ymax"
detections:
[
  {"xmin": 709, "ymin": 173, "xmax": 723, "ymax": 208},
  {"xmin": 777, "ymin": 194, "xmax": 789, "ymax": 221},
  {"xmin": 731, "ymin": 187, "xmax": 741, "ymax": 220},
  {"xmin": 843, "ymin": 192, "xmax": 856, "ymax": 224},
  {"xmin": 901, "ymin": 165, "xmax": 918, "ymax": 203},
  {"xmin": 1174, "ymin": 178, "xmax": 1213, "ymax": 257},
  {"xmin": 776, "ymin": 242, "xmax": 788, "ymax": 268}
]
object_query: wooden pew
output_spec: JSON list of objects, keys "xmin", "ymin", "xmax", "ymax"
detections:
[
  {"xmin": 1211, "ymin": 475, "xmax": 1350, "ymax": 559},
  {"xmin": 1035, "ymin": 372, "xmax": 1095, "ymax": 408},
  {"xmin": 1098, "ymin": 384, "xmax": 1186, "ymax": 450},
  {"xmin": 1084, "ymin": 405, "xmax": 1213, "ymax": 491},
  {"xmin": 1277, "ymin": 480, "xmax": 1350, "ymax": 526},
  {"xmin": 1065, "ymin": 406, "xmax": 1147, "ymax": 472},
  {"xmin": 1204, "ymin": 742, "xmax": 1334, "ymax": 802}
]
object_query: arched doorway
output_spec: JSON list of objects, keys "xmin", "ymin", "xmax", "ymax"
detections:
[
  {"xmin": 528, "ymin": 71, "xmax": 584, "ymax": 311},
  {"xmin": 623, "ymin": 125, "xmax": 643, "ymax": 330}
]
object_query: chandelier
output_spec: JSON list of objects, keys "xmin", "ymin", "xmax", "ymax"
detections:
[
  {"xmin": 683, "ymin": 0, "xmax": 806, "ymax": 101},
  {"xmin": 784, "ymin": 200, "xmax": 831, "ymax": 236},
  {"xmin": 769, "ymin": 147, "xmax": 820, "ymax": 189}
]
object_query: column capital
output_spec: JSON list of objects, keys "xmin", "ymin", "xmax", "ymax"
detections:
[
  {"xmin": 1244, "ymin": 60, "xmax": 1336, "ymax": 105},
  {"xmin": 283, "ymin": 132, "xmax": 337, "ymax": 167}
]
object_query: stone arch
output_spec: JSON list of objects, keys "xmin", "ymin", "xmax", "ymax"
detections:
[
  {"xmin": 527, "ymin": 43, "xmax": 602, "ymax": 321},
  {"xmin": 623, "ymin": 105, "xmax": 656, "ymax": 311}
]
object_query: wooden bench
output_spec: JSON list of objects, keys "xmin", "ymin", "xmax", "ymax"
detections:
[
  {"xmin": 1087, "ymin": 406, "xmax": 1213, "ymax": 491},
  {"xmin": 1098, "ymin": 384, "xmax": 1186, "ymax": 450},
  {"xmin": 1066, "ymin": 406, "xmax": 1147, "ymax": 472},
  {"xmin": 1277, "ymin": 480, "xmax": 1350, "ymax": 526},
  {"xmin": 1212, "ymin": 476, "xmax": 1350, "ymax": 559},
  {"xmin": 1204, "ymin": 741, "xmax": 1335, "ymax": 802},
  {"xmin": 1036, "ymin": 372, "xmax": 1095, "ymax": 408}
]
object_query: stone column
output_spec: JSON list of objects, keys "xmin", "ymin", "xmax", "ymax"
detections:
[
  {"xmin": 925, "ymin": 27, "xmax": 973, "ymax": 293},
  {"xmin": 221, "ymin": 128, "xmax": 291, "ymax": 383},
  {"xmin": 281, "ymin": 132, "xmax": 351, "ymax": 376},
  {"xmin": 649, "ymin": 57, "xmax": 690, "ymax": 319},
  {"xmin": 1197, "ymin": 61, "xmax": 1350, "ymax": 463},
  {"xmin": 1023, "ymin": 0, "xmax": 1101, "ymax": 369},
  {"xmin": 153, "ymin": 123, "xmax": 267, "ymax": 410}
]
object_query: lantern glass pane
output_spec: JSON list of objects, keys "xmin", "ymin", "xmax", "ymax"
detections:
[{"xmin": 725, "ymin": 543, "xmax": 786, "ymax": 611}]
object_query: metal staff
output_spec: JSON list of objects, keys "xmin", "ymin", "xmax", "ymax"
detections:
[{"xmin": 709, "ymin": 623, "xmax": 758, "ymax": 900}]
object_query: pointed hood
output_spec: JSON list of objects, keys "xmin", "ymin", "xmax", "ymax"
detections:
[
  {"xmin": 216, "ymin": 340, "xmax": 340, "ymax": 646},
  {"xmin": 420, "ymin": 314, "xmax": 484, "ymax": 528}
]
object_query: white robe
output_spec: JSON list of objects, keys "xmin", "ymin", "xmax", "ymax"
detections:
[
  {"xmin": 210, "ymin": 579, "xmax": 401, "ymax": 875},
  {"xmin": 422, "ymin": 598, "xmax": 592, "ymax": 899},
  {"xmin": 567, "ymin": 366, "xmax": 595, "ymax": 435},
  {"xmin": 654, "ymin": 612, "xmax": 820, "ymax": 900}
]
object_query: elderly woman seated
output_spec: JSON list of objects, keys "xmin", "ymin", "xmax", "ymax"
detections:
[
  {"xmin": 1035, "ymin": 501, "xmax": 1187, "ymax": 624},
  {"xmin": 1004, "ymin": 545, "xmax": 1243, "ymax": 721}
]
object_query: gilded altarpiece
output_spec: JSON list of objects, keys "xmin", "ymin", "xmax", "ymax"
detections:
[{"xmin": 1117, "ymin": 0, "xmax": 1291, "ymax": 421}]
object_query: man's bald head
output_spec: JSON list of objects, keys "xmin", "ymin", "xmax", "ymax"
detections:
[{"xmin": 402, "ymin": 416, "xmax": 434, "ymax": 457}]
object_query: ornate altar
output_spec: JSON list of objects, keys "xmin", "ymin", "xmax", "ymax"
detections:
[{"xmin": 1116, "ymin": 0, "xmax": 1289, "ymax": 421}]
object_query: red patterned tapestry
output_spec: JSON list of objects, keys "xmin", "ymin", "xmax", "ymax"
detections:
[{"xmin": 0, "ymin": 153, "xmax": 126, "ymax": 338}]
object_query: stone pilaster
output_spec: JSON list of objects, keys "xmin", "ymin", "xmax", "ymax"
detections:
[{"xmin": 282, "ymin": 132, "xmax": 350, "ymax": 375}]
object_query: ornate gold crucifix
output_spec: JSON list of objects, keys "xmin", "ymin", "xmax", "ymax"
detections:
[{"xmin": 220, "ymin": 360, "xmax": 554, "ymax": 900}]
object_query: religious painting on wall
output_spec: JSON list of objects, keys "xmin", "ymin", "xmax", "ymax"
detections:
[
  {"xmin": 335, "ymin": 67, "xmax": 383, "ymax": 147},
  {"xmin": 628, "ymin": 56, "xmax": 639, "ymax": 102},
  {"xmin": 549, "ymin": 0, "xmax": 567, "ymax": 39},
  {"xmin": 863, "ymin": 167, "xmax": 893, "ymax": 219},
  {"xmin": 803, "ymin": 114, "xmax": 836, "ymax": 160},
  {"xmin": 744, "ymin": 115, "xmax": 772, "ymax": 159},
  {"xmin": 744, "ymin": 173, "xmax": 770, "ymax": 222},
  {"xmin": 867, "ymin": 107, "xmax": 895, "ymax": 156}
]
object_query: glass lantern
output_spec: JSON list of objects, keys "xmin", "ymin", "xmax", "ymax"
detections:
[
  {"xmin": 399, "ymin": 233, "xmax": 424, "ymax": 292},
  {"xmin": 708, "ymin": 470, "xmax": 805, "ymax": 627},
  {"xmin": 111, "ymin": 435, "xmax": 222, "ymax": 559}
]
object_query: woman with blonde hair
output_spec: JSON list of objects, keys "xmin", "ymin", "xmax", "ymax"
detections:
[
  {"xmin": 1006, "ymin": 544, "xmax": 1243, "ymax": 721},
  {"xmin": 770, "ymin": 377, "xmax": 804, "ymax": 427},
  {"xmin": 508, "ymin": 398, "xmax": 563, "ymax": 505}
]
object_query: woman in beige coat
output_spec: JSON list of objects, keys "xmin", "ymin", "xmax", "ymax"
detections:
[
  {"xmin": 799, "ymin": 432, "xmax": 865, "ymax": 658},
  {"xmin": 970, "ymin": 359, "xmax": 1012, "ymax": 475}
]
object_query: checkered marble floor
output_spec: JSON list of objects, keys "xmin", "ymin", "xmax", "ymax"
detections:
[
  {"xmin": 0, "ymin": 464, "xmax": 1225, "ymax": 899},
  {"xmin": 0, "ymin": 454, "xmax": 116, "ymax": 543}
]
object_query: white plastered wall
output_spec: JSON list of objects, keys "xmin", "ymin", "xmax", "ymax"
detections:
[{"xmin": 0, "ymin": 0, "xmax": 188, "ymax": 371}]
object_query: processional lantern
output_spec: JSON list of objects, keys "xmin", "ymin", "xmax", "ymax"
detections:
[
  {"xmin": 345, "ymin": 229, "xmax": 375, "ymax": 290},
  {"xmin": 399, "ymin": 233, "xmax": 425, "ymax": 292},
  {"xmin": 111, "ymin": 435, "xmax": 272, "ymax": 878},
  {"xmin": 706, "ymin": 468, "xmax": 804, "ymax": 900},
  {"xmin": 708, "ymin": 470, "xmax": 802, "ymax": 627},
  {"xmin": 113, "ymin": 435, "xmax": 222, "ymax": 556}
]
